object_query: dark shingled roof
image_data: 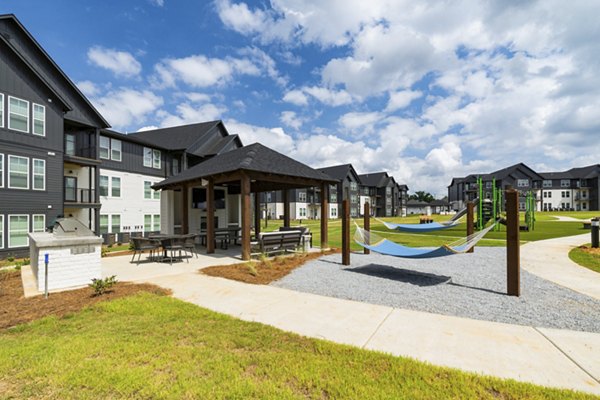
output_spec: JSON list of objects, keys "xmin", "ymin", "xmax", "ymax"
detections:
[
  {"xmin": 541, "ymin": 164, "xmax": 600, "ymax": 180},
  {"xmin": 317, "ymin": 163, "xmax": 362, "ymax": 183},
  {"xmin": 358, "ymin": 172, "xmax": 389, "ymax": 187},
  {"xmin": 154, "ymin": 143, "xmax": 336, "ymax": 189},
  {"xmin": 128, "ymin": 121, "xmax": 227, "ymax": 151}
]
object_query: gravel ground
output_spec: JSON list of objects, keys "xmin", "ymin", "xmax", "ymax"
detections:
[{"xmin": 272, "ymin": 248, "xmax": 600, "ymax": 333}]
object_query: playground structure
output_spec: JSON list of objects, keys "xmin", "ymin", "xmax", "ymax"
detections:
[{"xmin": 343, "ymin": 189, "xmax": 522, "ymax": 296}]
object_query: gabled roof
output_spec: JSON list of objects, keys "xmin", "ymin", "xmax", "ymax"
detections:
[
  {"xmin": 0, "ymin": 14, "xmax": 110, "ymax": 128},
  {"xmin": 358, "ymin": 172, "xmax": 389, "ymax": 187},
  {"xmin": 485, "ymin": 162, "xmax": 544, "ymax": 181},
  {"xmin": 128, "ymin": 121, "xmax": 233, "ymax": 151},
  {"xmin": 317, "ymin": 164, "xmax": 360, "ymax": 183},
  {"xmin": 154, "ymin": 143, "xmax": 336, "ymax": 190},
  {"xmin": 541, "ymin": 164, "xmax": 600, "ymax": 180}
]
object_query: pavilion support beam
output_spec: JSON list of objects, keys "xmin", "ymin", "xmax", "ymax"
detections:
[
  {"xmin": 181, "ymin": 184, "xmax": 189, "ymax": 234},
  {"xmin": 241, "ymin": 173, "xmax": 252, "ymax": 261},
  {"xmin": 320, "ymin": 183, "xmax": 328, "ymax": 249},
  {"xmin": 506, "ymin": 189, "xmax": 520, "ymax": 297},
  {"xmin": 363, "ymin": 202, "xmax": 370, "ymax": 255},
  {"xmin": 207, "ymin": 179, "xmax": 215, "ymax": 254},
  {"xmin": 254, "ymin": 192, "xmax": 261, "ymax": 239},
  {"xmin": 283, "ymin": 189, "xmax": 290, "ymax": 227},
  {"xmin": 466, "ymin": 201, "xmax": 474, "ymax": 253}
]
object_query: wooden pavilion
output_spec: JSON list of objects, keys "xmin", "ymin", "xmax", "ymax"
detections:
[{"xmin": 153, "ymin": 143, "xmax": 337, "ymax": 260}]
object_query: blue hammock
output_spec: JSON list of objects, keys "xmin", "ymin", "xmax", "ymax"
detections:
[{"xmin": 381, "ymin": 221, "xmax": 457, "ymax": 233}]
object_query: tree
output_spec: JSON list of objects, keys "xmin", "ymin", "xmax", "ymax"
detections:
[{"xmin": 408, "ymin": 191, "xmax": 434, "ymax": 203}]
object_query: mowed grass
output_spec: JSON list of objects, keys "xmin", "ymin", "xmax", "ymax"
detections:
[
  {"xmin": 0, "ymin": 293, "xmax": 595, "ymax": 400},
  {"xmin": 260, "ymin": 211, "xmax": 590, "ymax": 251},
  {"xmin": 569, "ymin": 244, "xmax": 600, "ymax": 273}
]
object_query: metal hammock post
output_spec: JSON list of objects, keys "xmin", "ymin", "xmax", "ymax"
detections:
[{"xmin": 342, "ymin": 199, "xmax": 350, "ymax": 265}]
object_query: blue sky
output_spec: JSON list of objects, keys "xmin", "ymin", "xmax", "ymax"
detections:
[{"xmin": 2, "ymin": 0, "xmax": 599, "ymax": 196}]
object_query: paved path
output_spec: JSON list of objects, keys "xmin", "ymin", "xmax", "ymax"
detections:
[
  {"xmin": 551, "ymin": 216, "xmax": 592, "ymax": 222},
  {"xmin": 100, "ymin": 237, "xmax": 600, "ymax": 396},
  {"xmin": 521, "ymin": 233, "xmax": 600, "ymax": 300}
]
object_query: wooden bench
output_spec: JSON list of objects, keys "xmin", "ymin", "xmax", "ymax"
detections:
[{"xmin": 251, "ymin": 230, "xmax": 303, "ymax": 256}]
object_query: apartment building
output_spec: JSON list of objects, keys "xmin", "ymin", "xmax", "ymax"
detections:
[
  {"xmin": 448, "ymin": 162, "xmax": 600, "ymax": 212},
  {"xmin": 358, "ymin": 172, "xmax": 401, "ymax": 217},
  {"xmin": 0, "ymin": 14, "xmax": 243, "ymax": 257},
  {"xmin": 540, "ymin": 165, "xmax": 600, "ymax": 211}
]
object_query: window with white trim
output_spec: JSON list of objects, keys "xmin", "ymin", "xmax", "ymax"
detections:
[
  {"xmin": 111, "ymin": 177, "xmax": 121, "ymax": 197},
  {"xmin": 153, "ymin": 214, "xmax": 160, "ymax": 231},
  {"xmin": 33, "ymin": 104, "xmax": 45, "ymax": 136},
  {"xmin": 8, "ymin": 155, "xmax": 29, "ymax": 189},
  {"xmin": 111, "ymin": 215, "xmax": 121, "ymax": 233},
  {"xmin": 543, "ymin": 180, "xmax": 552, "ymax": 188},
  {"xmin": 99, "ymin": 214, "xmax": 109, "ymax": 234},
  {"xmin": 560, "ymin": 179, "xmax": 570, "ymax": 188},
  {"xmin": 0, "ymin": 153, "xmax": 3, "ymax": 188},
  {"xmin": 0, "ymin": 215, "xmax": 3, "ymax": 249},
  {"xmin": 110, "ymin": 138, "xmax": 121, "ymax": 161},
  {"xmin": 32, "ymin": 214, "xmax": 45, "ymax": 232},
  {"xmin": 8, "ymin": 96, "xmax": 29, "ymax": 133},
  {"xmin": 9, "ymin": 215, "xmax": 29, "ymax": 248},
  {"xmin": 0, "ymin": 94, "xmax": 4, "ymax": 128},
  {"xmin": 143, "ymin": 147, "xmax": 161, "ymax": 169},
  {"xmin": 331, "ymin": 208, "xmax": 337, "ymax": 217},
  {"xmin": 517, "ymin": 179, "xmax": 529, "ymax": 187},
  {"xmin": 99, "ymin": 175, "xmax": 109, "ymax": 196},
  {"xmin": 144, "ymin": 181, "xmax": 152, "ymax": 199},
  {"xmin": 32, "ymin": 159, "xmax": 45, "ymax": 190},
  {"xmin": 144, "ymin": 214, "xmax": 152, "ymax": 232},
  {"xmin": 153, "ymin": 187, "xmax": 160, "ymax": 200},
  {"xmin": 99, "ymin": 136, "xmax": 110, "ymax": 159},
  {"xmin": 298, "ymin": 191, "xmax": 307, "ymax": 202}
]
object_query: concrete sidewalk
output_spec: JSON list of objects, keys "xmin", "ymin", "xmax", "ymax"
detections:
[
  {"xmin": 521, "ymin": 233, "xmax": 600, "ymax": 300},
  {"xmin": 101, "ymin": 234, "xmax": 600, "ymax": 396}
]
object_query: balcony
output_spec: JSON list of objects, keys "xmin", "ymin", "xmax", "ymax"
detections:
[{"xmin": 64, "ymin": 188, "xmax": 99, "ymax": 206}]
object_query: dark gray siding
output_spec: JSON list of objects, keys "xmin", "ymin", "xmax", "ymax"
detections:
[
  {"xmin": 0, "ymin": 18, "xmax": 107, "ymax": 128},
  {"xmin": 99, "ymin": 136, "xmax": 166, "ymax": 178}
]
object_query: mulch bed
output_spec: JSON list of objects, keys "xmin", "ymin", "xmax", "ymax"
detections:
[
  {"xmin": 579, "ymin": 245, "xmax": 600, "ymax": 256},
  {"xmin": 201, "ymin": 250, "xmax": 338, "ymax": 285},
  {"xmin": 0, "ymin": 270, "xmax": 170, "ymax": 330}
]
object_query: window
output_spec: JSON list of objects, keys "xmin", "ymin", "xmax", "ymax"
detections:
[
  {"xmin": 351, "ymin": 194, "xmax": 358, "ymax": 204},
  {"xmin": 144, "ymin": 181, "xmax": 152, "ymax": 199},
  {"xmin": 543, "ymin": 180, "xmax": 552, "ymax": 188},
  {"xmin": 0, "ymin": 215, "xmax": 3, "ymax": 249},
  {"xmin": 99, "ymin": 175, "xmax": 109, "ymax": 196},
  {"xmin": 111, "ymin": 215, "xmax": 121, "ymax": 233},
  {"xmin": 331, "ymin": 208, "xmax": 337, "ymax": 218},
  {"xmin": 299, "ymin": 192, "xmax": 307, "ymax": 202},
  {"xmin": 33, "ymin": 104, "xmax": 45, "ymax": 136},
  {"xmin": 153, "ymin": 214, "xmax": 160, "ymax": 231},
  {"xmin": 519, "ymin": 202, "xmax": 525, "ymax": 211},
  {"xmin": 547, "ymin": 191, "xmax": 552, "ymax": 198},
  {"xmin": 386, "ymin": 187, "xmax": 392, "ymax": 195},
  {"xmin": 543, "ymin": 192, "xmax": 547, "ymax": 198},
  {"xmin": 9, "ymin": 215, "xmax": 29, "ymax": 248},
  {"xmin": 331, "ymin": 193, "xmax": 337, "ymax": 202},
  {"xmin": 0, "ymin": 94, "xmax": 3, "ymax": 127},
  {"xmin": 153, "ymin": 187, "xmax": 160, "ymax": 200},
  {"xmin": 8, "ymin": 155, "xmax": 29, "ymax": 189},
  {"xmin": 99, "ymin": 136, "xmax": 110, "ymax": 159},
  {"xmin": 32, "ymin": 159, "xmax": 45, "ymax": 190},
  {"xmin": 582, "ymin": 191, "xmax": 587, "ymax": 198},
  {"xmin": 299, "ymin": 208, "xmax": 306, "ymax": 217},
  {"xmin": 583, "ymin": 202, "xmax": 587, "ymax": 210},
  {"xmin": 144, "ymin": 215, "xmax": 152, "ymax": 232},
  {"xmin": 65, "ymin": 134, "xmax": 76, "ymax": 156},
  {"xmin": 0, "ymin": 153, "xmax": 3, "ymax": 188},
  {"xmin": 32, "ymin": 214, "xmax": 45, "ymax": 232},
  {"xmin": 143, "ymin": 147, "xmax": 161, "ymax": 169},
  {"xmin": 111, "ymin": 138, "xmax": 121, "ymax": 161},
  {"xmin": 8, "ymin": 96, "xmax": 29, "ymax": 133},
  {"xmin": 111, "ymin": 177, "xmax": 121, "ymax": 197},
  {"xmin": 99, "ymin": 215, "xmax": 109, "ymax": 234},
  {"xmin": 172, "ymin": 157, "xmax": 179, "ymax": 175},
  {"xmin": 266, "ymin": 192, "xmax": 272, "ymax": 202},
  {"xmin": 64, "ymin": 176, "xmax": 77, "ymax": 201},
  {"xmin": 485, "ymin": 181, "xmax": 492, "ymax": 189},
  {"xmin": 517, "ymin": 179, "xmax": 529, "ymax": 187},
  {"xmin": 566, "ymin": 191, "xmax": 570, "ymax": 198},
  {"xmin": 560, "ymin": 179, "xmax": 570, "ymax": 188}
]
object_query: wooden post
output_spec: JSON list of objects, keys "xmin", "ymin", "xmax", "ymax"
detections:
[
  {"xmin": 283, "ymin": 189, "xmax": 290, "ymax": 227},
  {"xmin": 363, "ymin": 202, "xmax": 370, "ymax": 254},
  {"xmin": 206, "ymin": 179, "xmax": 215, "ymax": 254},
  {"xmin": 506, "ymin": 189, "xmax": 520, "ymax": 296},
  {"xmin": 241, "ymin": 174, "xmax": 251, "ymax": 261},
  {"xmin": 181, "ymin": 184, "xmax": 189, "ymax": 234},
  {"xmin": 466, "ymin": 202, "xmax": 474, "ymax": 253},
  {"xmin": 320, "ymin": 183, "xmax": 328, "ymax": 249},
  {"xmin": 254, "ymin": 192, "xmax": 261, "ymax": 238},
  {"xmin": 342, "ymin": 199, "xmax": 350, "ymax": 265}
]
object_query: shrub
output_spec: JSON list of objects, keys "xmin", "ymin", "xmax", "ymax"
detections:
[
  {"xmin": 89, "ymin": 275, "xmax": 118, "ymax": 296},
  {"xmin": 15, "ymin": 261, "xmax": 22, "ymax": 271},
  {"xmin": 101, "ymin": 247, "xmax": 108, "ymax": 258},
  {"xmin": 7, "ymin": 256, "xmax": 14, "ymax": 263},
  {"xmin": 22, "ymin": 258, "xmax": 30, "ymax": 266},
  {"xmin": 246, "ymin": 263, "xmax": 259, "ymax": 277}
]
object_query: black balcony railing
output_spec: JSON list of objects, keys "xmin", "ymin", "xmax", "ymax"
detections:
[
  {"xmin": 65, "ymin": 188, "xmax": 96, "ymax": 203},
  {"xmin": 65, "ymin": 146, "xmax": 97, "ymax": 160}
]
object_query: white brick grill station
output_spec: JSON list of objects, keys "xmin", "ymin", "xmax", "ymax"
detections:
[{"xmin": 28, "ymin": 218, "xmax": 103, "ymax": 292}]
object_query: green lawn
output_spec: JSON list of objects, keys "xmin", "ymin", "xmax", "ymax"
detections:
[
  {"xmin": 0, "ymin": 293, "xmax": 594, "ymax": 399},
  {"xmin": 260, "ymin": 211, "xmax": 590, "ymax": 251},
  {"xmin": 569, "ymin": 244, "xmax": 600, "ymax": 273}
]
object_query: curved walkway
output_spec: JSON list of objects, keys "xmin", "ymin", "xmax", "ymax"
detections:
[
  {"xmin": 101, "ymin": 240, "xmax": 600, "ymax": 396},
  {"xmin": 521, "ymin": 233, "xmax": 600, "ymax": 300}
]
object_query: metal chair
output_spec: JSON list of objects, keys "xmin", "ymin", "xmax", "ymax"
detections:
[
  {"xmin": 130, "ymin": 237, "xmax": 161, "ymax": 264},
  {"xmin": 162, "ymin": 236, "xmax": 187, "ymax": 265},
  {"xmin": 183, "ymin": 234, "xmax": 199, "ymax": 258}
]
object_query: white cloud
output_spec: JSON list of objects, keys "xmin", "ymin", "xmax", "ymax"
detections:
[
  {"xmin": 76, "ymin": 80, "xmax": 100, "ymax": 97},
  {"xmin": 91, "ymin": 88, "xmax": 163, "ymax": 129},
  {"xmin": 87, "ymin": 46, "xmax": 142, "ymax": 77},
  {"xmin": 280, "ymin": 111, "xmax": 305, "ymax": 130},
  {"xmin": 303, "ymin": 86, "xmax": 355, "ymax": 106},
  {"xmin": 149, "ymin": 0, "xmax": 164, "ymax": 6},
  {"xmin": 282, "ymin": 89, "xmax": 308, "ymax": 106},
  {"xmin": 159, "ymin": 102, "xmax": 227, "ymax": 128},
  {"xmin": 225, "ymin": 119, "xmax": 295, "ymax": 153},
  {"xmin": 215, "ymin": 0, "xmax": 268, "ymax": 35},
  {"xmin": 338, "ymin": 111, "xmax": 382, "ymax": 135},
  {"xmin": 386, "ymin": 90, "xmax": 422, "ymax": 112}
]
